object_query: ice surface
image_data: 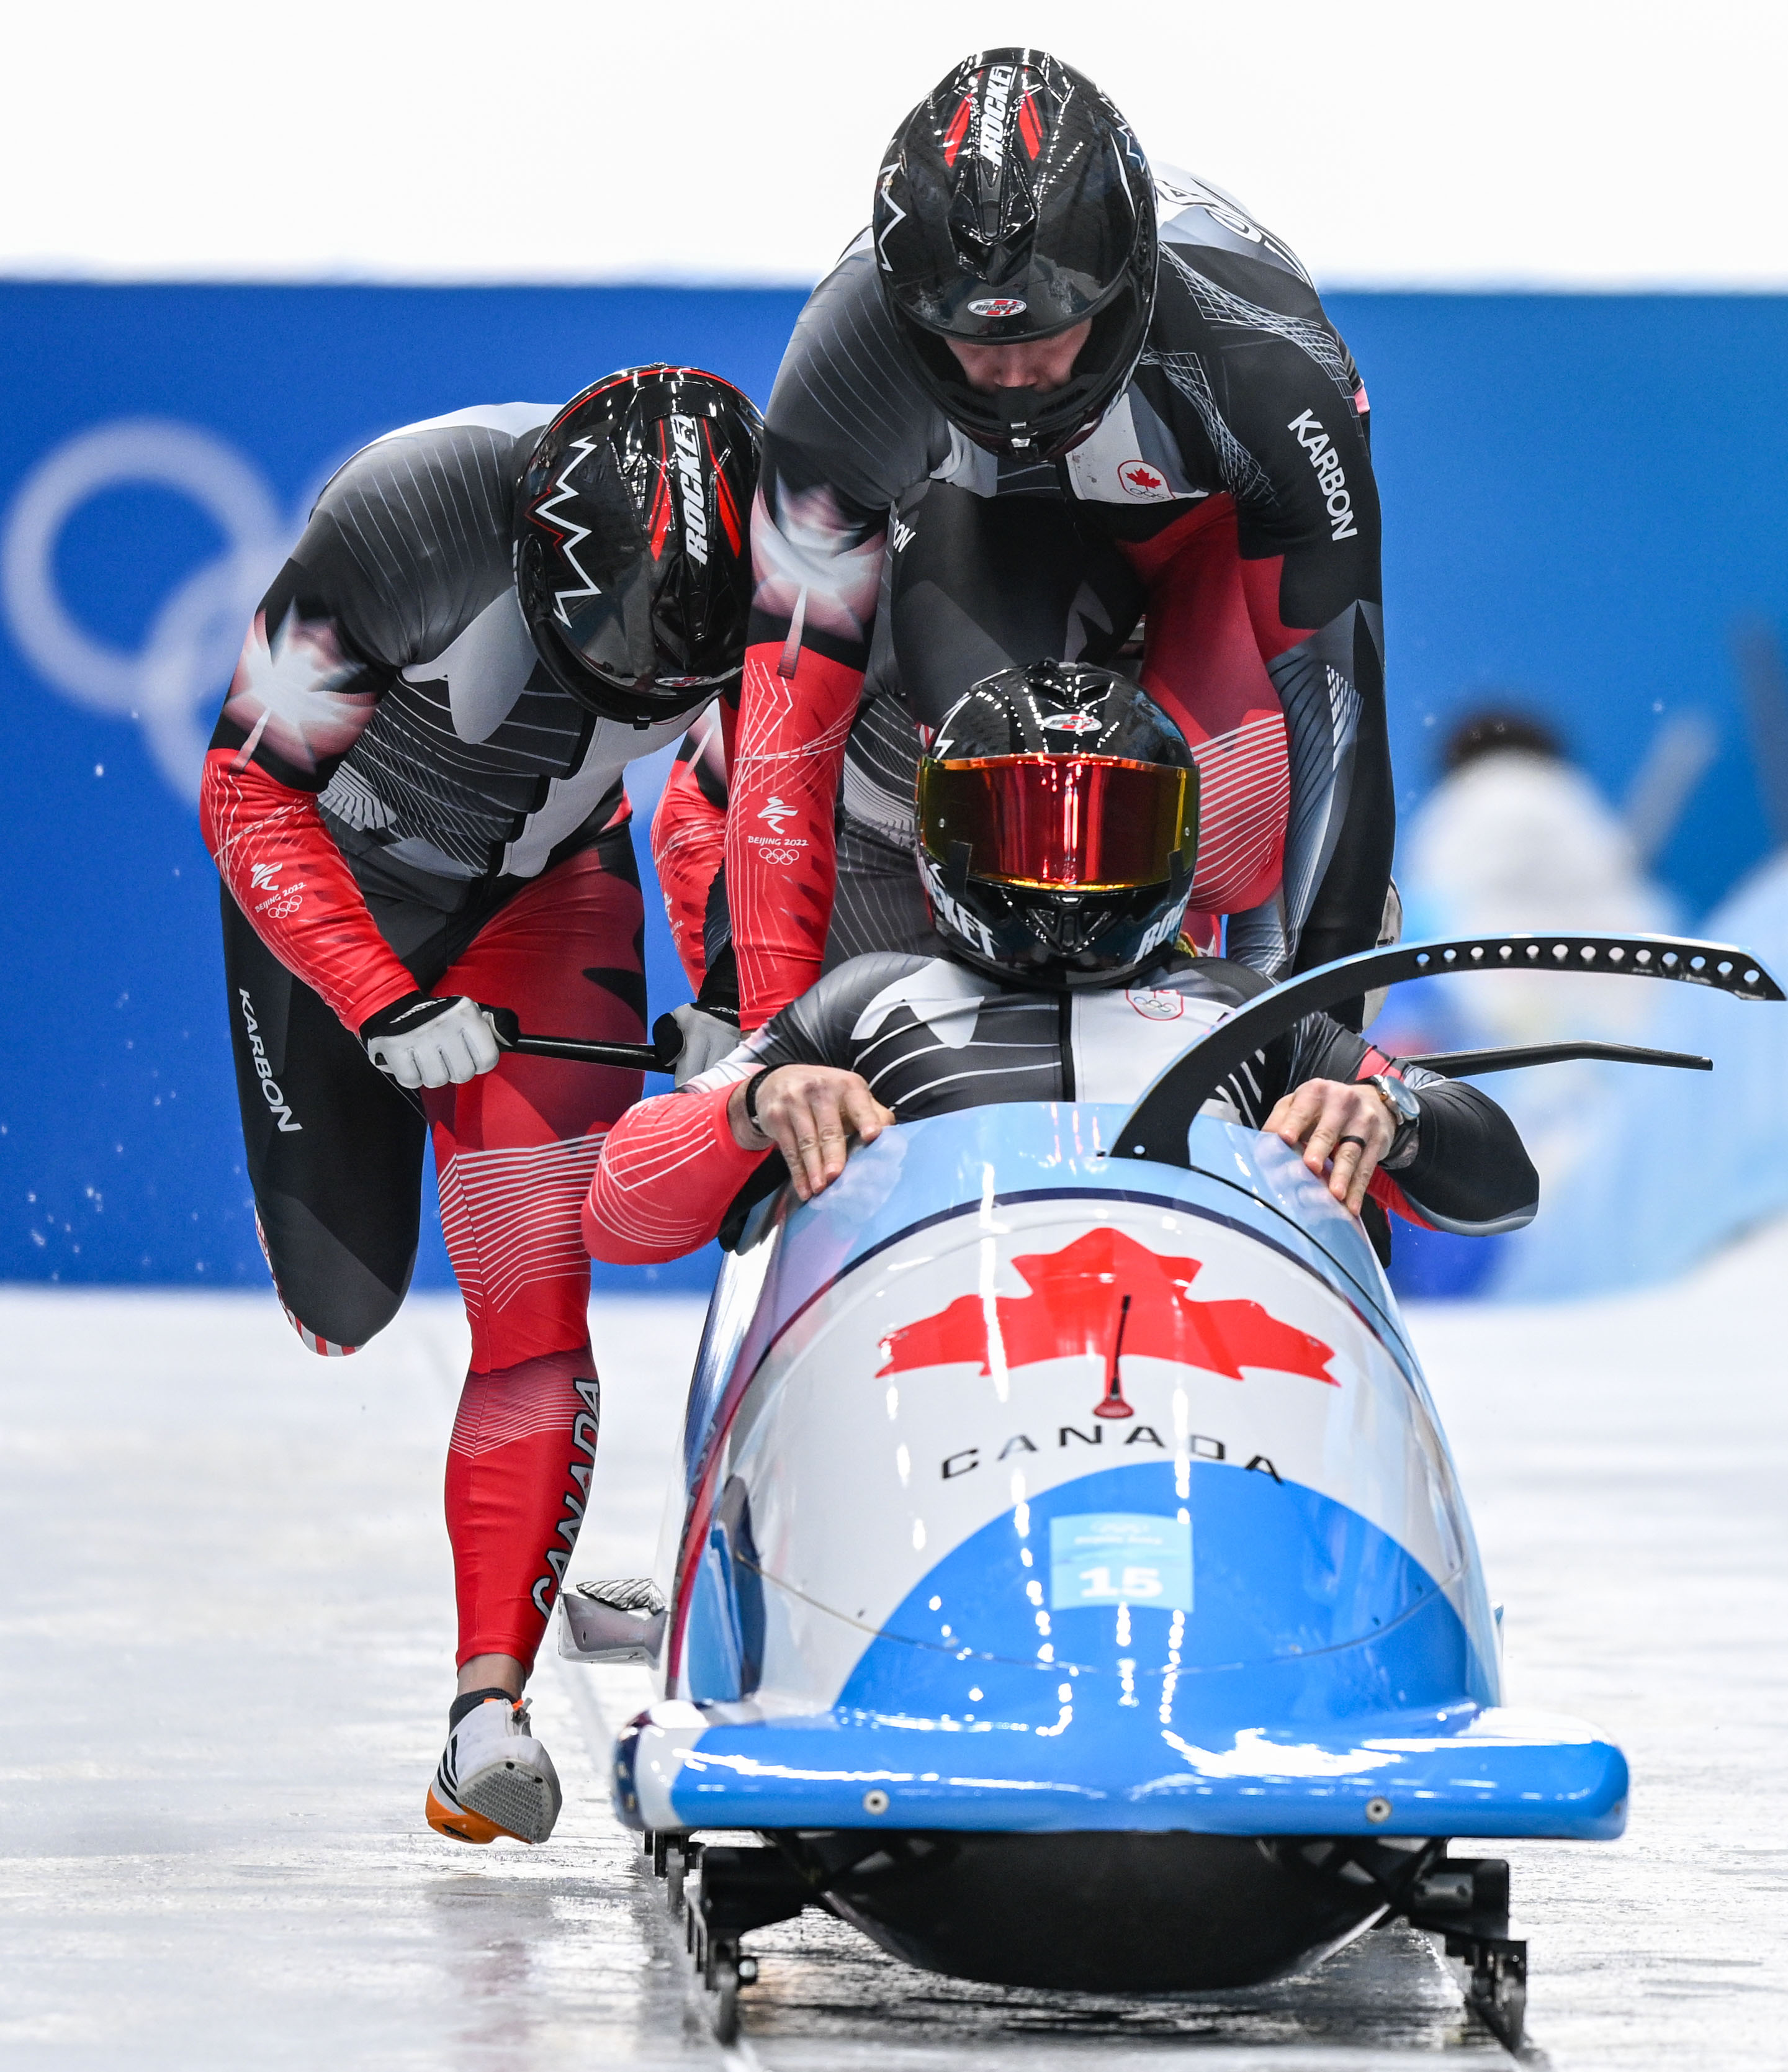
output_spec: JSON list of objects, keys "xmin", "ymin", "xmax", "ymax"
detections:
[{"xmin": 2, "ymin": 1240, "xmax": 1785, "ymax": 2068}]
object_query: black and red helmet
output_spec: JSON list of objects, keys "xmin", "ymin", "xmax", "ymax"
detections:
[
  {"xmin": 873, "ymin": 50, "xmax": 1157, "ymax": 462},
  {"xmin": 516, "ymin": 365, "xmax": 763, "ymax": 727},
  {"xmin": 917, "ymin": 659, "xmax": 1199, "ymax": 988}
]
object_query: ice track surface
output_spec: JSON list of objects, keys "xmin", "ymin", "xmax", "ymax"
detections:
[{"xmin": 3, "ymin": 1233, "xmax": 1786, "ymax": 2071}]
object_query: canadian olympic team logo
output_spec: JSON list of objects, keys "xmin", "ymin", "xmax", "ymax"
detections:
[
  {"xmin": 1117, "ymin": 458, "xmax": 1174, "ymax": 502},
  {"xmin": 1126, "ymin": 988, "xmax": 1185, "ymax": 1021},
  {"xmin": 1, "ymin": 419, "xmax": 299, "ymax": 802}
]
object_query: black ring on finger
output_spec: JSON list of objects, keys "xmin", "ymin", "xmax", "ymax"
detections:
[{"xmin": 1334, "ymin": 1135, "xmax": 1368, "ymax": 1151}]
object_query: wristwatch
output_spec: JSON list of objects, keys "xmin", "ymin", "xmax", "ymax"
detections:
[
  {"xmin": 740, "ymin": 1068, "xmax": 774, "ymax": 1143},
  {"xmin": 1366, "ymin": 1073, "xmax": 1422, "ymax": 1168}
]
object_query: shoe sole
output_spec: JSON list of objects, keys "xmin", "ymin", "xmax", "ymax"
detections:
[
  {"xmin": 426, "ymin": 1784, "xmax": 506, "ymax": 1845},
  {"xmin": 426, "ymin": 1758, "xmax": 557, "ymax": 1846}
]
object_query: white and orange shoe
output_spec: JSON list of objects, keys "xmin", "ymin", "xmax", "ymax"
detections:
[{"xmin": 426, "ymin": 1691, "xmax": 563, "ymax": 1845}]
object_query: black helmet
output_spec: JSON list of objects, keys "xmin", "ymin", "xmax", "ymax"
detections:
[
  {"xmin": 916, "ymin": 659, "xmax": 1199, "ymax": 988},
  {"xmin": 873, "ymin": 49, "xmax": 1157, "ymax": 462},
  {"xmin": 516, "ymin": 365, "xmax": 763, "ymax": 727}
]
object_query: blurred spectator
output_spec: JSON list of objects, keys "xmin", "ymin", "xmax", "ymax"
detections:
[
  {"xmin": 1494, "ymin": 847, "xmax": 1788, "ymax": 1299},
  {"xmin": 1380, "ymin": 703, "xmax": 1678, "ymax": 1297},
  {"xmin": 1401, "ymin": 705, "xmax": 1676, "ymax": 1047},
  {"xmin": 1493, "ymin": 626, "xmax": 1788, "ymax": 1299}
]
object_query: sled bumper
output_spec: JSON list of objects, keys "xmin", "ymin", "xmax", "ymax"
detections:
[{"xmin": 613, "ymin": 1701, "xmax": 1627, "ymax": 1841}]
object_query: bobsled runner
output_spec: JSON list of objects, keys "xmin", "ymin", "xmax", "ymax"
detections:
[{"xmin": 562, "ymin": 930, "xmax": 1781, "ymax": 2045}]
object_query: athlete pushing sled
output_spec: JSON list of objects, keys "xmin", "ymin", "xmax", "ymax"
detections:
[
  {"xmin": 660, "ymin": 45, "xmax": 1394, "ymax": 1079},
  {"xmin": 203, "ymin": 367, "xmax": 762, "ymax": 1845}
]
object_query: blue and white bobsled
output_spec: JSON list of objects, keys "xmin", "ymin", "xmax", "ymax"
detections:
[{"xmin": 565, "ymin": 931, "xmax": 1781, "ymax": 2041}]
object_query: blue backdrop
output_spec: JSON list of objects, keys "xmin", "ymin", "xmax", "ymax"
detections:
[{"xmin": 4, "ymin": 285, "xmax": 1786, "ymax": 1289}]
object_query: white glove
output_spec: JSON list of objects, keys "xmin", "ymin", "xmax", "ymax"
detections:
[
  {"xmin": 664, "ymin": 1004, "xmax": 746, "ymax": 1088},
  {"xmin": 362, "ymin": 993, "xmax": 503, "ymax": 1091}
]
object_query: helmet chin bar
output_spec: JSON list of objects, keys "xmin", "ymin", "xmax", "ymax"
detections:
[
  {"xmin": 926, "ymin": 858, "xmax": 1191, "ymax": 992},
  {"xmin": 1024, "ymin": 891, "xmax": 1106, "ymax": 958},
  {"xmin": 897, "ymin": 294, "xmax": 1147, "ymax": 463},
  {"xmin": 1113, "ymin": 932, "xmax": 1785, "ymax": 1170},
  {"xmin": 528, "ymin": 619, "xmax": 714, "ymax": 730}
]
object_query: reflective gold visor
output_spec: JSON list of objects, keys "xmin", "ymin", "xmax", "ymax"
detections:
[{"xmin": 918, "ymin": 754, "xmax": 1199, "ymax": 890}]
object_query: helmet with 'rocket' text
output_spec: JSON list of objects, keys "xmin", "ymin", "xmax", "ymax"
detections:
[
  {"xmin": 872, "ymin": 50, "xmax": 1157, "ymax": 462},
  {"xmin": 516, "ymin": 365, "xmax": 763, "ymax": 727}
]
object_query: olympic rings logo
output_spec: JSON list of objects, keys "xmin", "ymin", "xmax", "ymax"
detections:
[
  {"xmin": 757, "ymin": 846, "xmax": 801, "ymax": 867},
  {"xmin": 1, "ymin": 418, "xmax": 299, "ymax": 802}
]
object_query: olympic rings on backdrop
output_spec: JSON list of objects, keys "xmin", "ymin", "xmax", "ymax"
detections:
[{"xmin": 1, "ymin": 418, "xmax": 295, "ymax": 800}]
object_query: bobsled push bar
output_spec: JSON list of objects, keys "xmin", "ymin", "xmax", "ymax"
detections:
[
  {"xmin": 487, "ymin": 1009, "xmax": 683, "ymax": 1075},
  {"xmin": 491, "ymin": 1024, "xmax": 1709, "ymax": 1083},
  {"xmin": 1115, "ymin": 932, "xmax": 1783, "ymax": 1169}
]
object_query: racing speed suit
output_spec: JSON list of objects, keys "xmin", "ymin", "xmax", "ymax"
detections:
[
  {"xmin": 717, "ymin": 169, "xmax": 1391, "ymax": 1031},
  {"xmin": 201, "ymin": 401, "xmax": 699, "ymax": 1673}
]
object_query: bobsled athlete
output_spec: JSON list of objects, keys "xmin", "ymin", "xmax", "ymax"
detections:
[
  {"xmin": 200, "ymin": 367, "xmax": 762, "ymax": 1846},
  {"xmin": 586, "ymin": 665, "xmax": 1529, "ymax": 1266},
  {"xmin": 688, "ymin": 48, "xmax": 1389, "ymax": 1055}
]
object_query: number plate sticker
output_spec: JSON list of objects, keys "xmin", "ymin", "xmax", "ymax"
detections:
[{"xmin": 1049, "ymin": 1511, "xmax": 1192, "ymax": 1612}]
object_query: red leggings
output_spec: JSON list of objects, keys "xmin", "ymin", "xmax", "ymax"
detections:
[{"xmin": 415, "ymin": 847, "xmax": 645, "ymax": 1668}]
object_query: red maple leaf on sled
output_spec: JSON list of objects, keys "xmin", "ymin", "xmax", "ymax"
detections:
[{"xmin": 875, "ymin": 1227, "xmax": 1336, "ymax": 1397}]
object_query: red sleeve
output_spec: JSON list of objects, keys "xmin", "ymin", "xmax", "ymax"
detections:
[
  {"xmin": 724, "ymin": 641, "xmax": 864, "ymax": 1029},
  {"xmin": 583, "ymin": 1083, "xmax": 769, "ymax": 1264},
  {"xmin": 1365, "ymin": 1166, "xmax": 1431, "ymax": 1228},
  {"xmin": 651, "ymin": 754, "xmax": 727, "ymax": 992},
  {"xmin": 717, "ymin": 684, "xmax": 740, "ymax": 770},
  {"xmin": 200, "ymin": 747, "xmax": 417, "ymax": 1032},
  {"xmin": 1349, "ymin": 1046, "xmax": 1433, "ymax": 1230}
]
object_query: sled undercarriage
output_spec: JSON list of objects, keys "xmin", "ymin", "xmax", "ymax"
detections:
[{"xmin": 639, "ymin": 1825, "xmax": 1529, "ymax": 2050}]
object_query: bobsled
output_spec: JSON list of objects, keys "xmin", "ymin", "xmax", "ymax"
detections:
[{"xmin": 563, "ymin": 930, "xmax": 1781, "ymax": 2045}]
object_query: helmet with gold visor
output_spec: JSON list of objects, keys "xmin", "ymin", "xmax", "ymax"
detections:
[{"xmin": 916, "ymin": 659, "xmax": 1199, "ymax": 986}]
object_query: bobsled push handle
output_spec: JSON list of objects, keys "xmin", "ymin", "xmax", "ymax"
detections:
[
  {"xmin": 1113, "ymin": 932, "xmax": 1782, "ymax": 1169},
  {"xmin": 560, "ymin": 1577, "xmax": 667, "ymax": 1664},
  {"xmin": 488, "ymin": 1007, "xmax": 681, "ymax": 1075}
]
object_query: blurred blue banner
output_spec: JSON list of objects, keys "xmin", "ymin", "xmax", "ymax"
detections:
[{"xmin": 4, "ymin": 285, "xmax": 1787, "ymax": 1288}]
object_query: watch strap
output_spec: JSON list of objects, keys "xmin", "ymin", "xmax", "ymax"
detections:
[
  {"xmin": 1367, "ymin": 1073, "xmax": 1422, "ymax": 1168},
  {"xmin": 742, "ymin": 1068, "xmax": 771, "ymax": 1139}
]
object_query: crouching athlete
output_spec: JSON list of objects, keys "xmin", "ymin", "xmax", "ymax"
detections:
[
  {"xmin": 583, "ymin": 662, "xmax": 1535, "ymax": 1270},
  {"xmin": 201, "ymin": 367, "xmax": 762, "ymax": 1845}
]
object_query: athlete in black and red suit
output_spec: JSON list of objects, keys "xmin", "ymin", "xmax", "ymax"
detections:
[
  {"xmin": 200, "ymin": 368, "xmax": 761, "ymax": 1845},
  {"xmin": 598, "ymin": 667, "xmax": 1530, "ymax": 1269},
  {"xmin": 670, "ymin": 50, "xmax": 1391, "ymax": 1051}
]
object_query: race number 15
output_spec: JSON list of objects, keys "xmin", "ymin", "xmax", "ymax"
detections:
[{"xmin": 1048, "ymin": 1511, "xmax": 1192, "ymax": 1613}]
